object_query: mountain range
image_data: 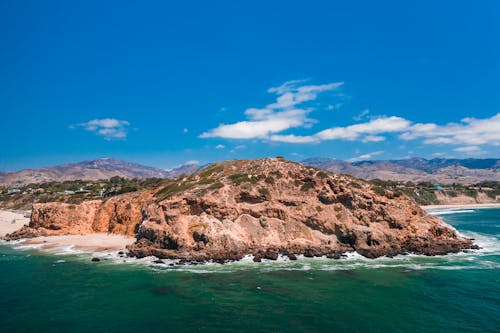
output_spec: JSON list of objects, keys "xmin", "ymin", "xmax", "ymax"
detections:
[
  {"xmin": 301, "ymin": 157, "xmax": 500, "ymax": 184},
  {"xmin": 1, "ymin": 157, "xmax": 499, "ymax": 187},
  {"xmin": 0, "ymin": 158, "xmax": 201, "ymax": 186}
]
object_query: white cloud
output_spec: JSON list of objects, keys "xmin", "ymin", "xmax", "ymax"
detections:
[
  {"xmin": 215, "ymin": 144, "xmax": 225, "ymax": 149},
  {"xmin": 269, "ymin": 134, "xmax": 318, "ymax": 143},
  {"xmin": 353, "ymin": 109, "xmax": 370, "ymax": 121},
  {"xmin": 349, "ymin": 151, "xmax": 384, "ymax": 162},
  {"xmin": 363, "ymin": 135, "xmax": 386, "ymax": 143},
  {"xmin": 78, "ymin": 118, "xmax": 130, "ymax": 140},
  {"xmin": 183, "ymin": 128, "xmax": 189, "ymax": 134},
  {"xmin": 229, "ymin": 144, "xmax": 247, "ymax": 154},
  {"xmin": 200, "ymin": 80, "xmax": 343, "ymax": 140},
  {"xmin": 315, "ymin": 116, "xmax": 411, "ymax": 141},
  {"xmin": 454, "ymin": 146, "xmax": 481, "ymax": 153},
  {"xmin": 200, "ymin": 79, "xmax": 500, "ymax": 154},
  {"xmin": 326, "ymin": 103, "xmax": 343, "ymax": 110},
  {"xmin": 267, "ymin": 81, "xmax": 344, "ymax": 109},
  {"xmin": 200, "ymin": 109, "xmax": 313, "ymax": 139},
  {"xmin": 400, "ymin": 114, "xmax": 500, "ymax": 146}
]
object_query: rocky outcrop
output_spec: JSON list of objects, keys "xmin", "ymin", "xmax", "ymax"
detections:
[
  {"xmin": 4, "ymin": 191, "xmax": 152, "ymax": 240},
  {"xmin": 4, "ymin": 158, "xmax": 477, "ymax": 261}
]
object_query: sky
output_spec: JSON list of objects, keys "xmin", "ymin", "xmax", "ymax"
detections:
[{"xmin": 1, "ymin": 0, "xmax": 499, "ymax": 171}]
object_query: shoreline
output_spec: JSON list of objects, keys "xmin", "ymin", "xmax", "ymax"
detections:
[
  {"xmin": 1, "ymin": 204, "xmax": 495, "ymax": 259},
  {"xmin": 422, "ymin": 203, "xmax": 500, "ymax": 211},
  {"xmin": 14, "ymin": 234, "xmax": 135, "ymax": 253},
  {"xmin": 1, "ymin": 209, "xmax": 135, "ymax": 254}
]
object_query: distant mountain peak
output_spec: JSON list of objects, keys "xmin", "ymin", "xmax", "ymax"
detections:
[
  {"xmin": 0, "ymin": 158, "xmax": 202, "ymax": 186},
  {"xmin": 301, "ymin": 157, "xmax": 499, "ymax": 184}
]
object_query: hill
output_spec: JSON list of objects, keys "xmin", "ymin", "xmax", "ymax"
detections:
[{"xmin": 6, "ymin": 158, "xmax": 476, "ymax": 261}]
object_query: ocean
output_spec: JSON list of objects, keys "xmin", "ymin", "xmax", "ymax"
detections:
[{"xmin": 1, "ymin": 208, "xmax": 499, "ymax": 332}]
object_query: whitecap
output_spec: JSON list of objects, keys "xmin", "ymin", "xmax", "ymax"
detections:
[{"xmin": 428, "ymin": 209, "xmax": 475, "ymax": 216}]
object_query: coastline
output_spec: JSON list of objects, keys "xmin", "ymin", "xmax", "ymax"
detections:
[
  {"xmin": 0, "ymin": 209, "xmax": 134, "ymax": 254},
  {"xmin": 422, "ymin": 203, "xmax": 500, "ymax": 211}
]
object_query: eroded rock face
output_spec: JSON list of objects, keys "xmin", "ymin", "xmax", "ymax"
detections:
[
  {"xmin": 4, "ymin": 191, "xmax": 152, "ymax": 240},
  {"xmin": 5, "ymin": 158, "xmax": 477, "ymax": 260}
]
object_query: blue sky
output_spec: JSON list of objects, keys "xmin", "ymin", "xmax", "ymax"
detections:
[{"xmin": 1, "ymin": 0, "xmax": 499, "ymax": 171}]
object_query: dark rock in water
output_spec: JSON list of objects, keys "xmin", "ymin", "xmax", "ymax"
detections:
[
  {"xmin": 326, "ymin": 253, "xmax": 342, "ymax": 260},
  {"xmin": 303, "ymin": 248, "xmax": 317, "ymax": 258},
  {"xmin": 91, "ymin": 257, "xmax": 100, "ymax": 262},
  {"xmin": 288, "ymin": 253, "xmax": 298, "ymax": 260},
  {"xmin": 118, "ymin": 251, "xmax": 124, "ymax": 255},
  {"xmin": 264, "ymin": 248, "xmax": 279, "ymax": 260},
  {"xmin": 153, "ymin": 259, "xmax": 164, "ymax": 264},
  {"xmin": 253, "ymin": 255, "xmax": 262, "ymax": 263}
]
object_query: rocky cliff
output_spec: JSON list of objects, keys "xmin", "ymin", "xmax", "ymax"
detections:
[{"xmin": 5, "ymin": 158, "xmax": 477, "ymax": 261}]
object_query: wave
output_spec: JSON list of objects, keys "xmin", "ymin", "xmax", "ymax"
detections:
[
  {"xmin": 4, "ymin": 233, "xmax": 498, "ymax": 273},
  {"xmin": 428, "ymin": 209, "xmax": 475, "ymax": 216}
]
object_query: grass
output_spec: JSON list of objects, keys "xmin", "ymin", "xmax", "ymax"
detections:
[
  {"xmin": 372, "ymin": 186, "xmax": 386, "ymax": 196},
  {"xmin": 264, "ymin": 176, "xmax": 275, "ymax": 185},
  {"xmin": 300, "ymin": 182, "xmax": 315, "ymax": 192},
  {"xmin": 258, "ymin": 187, "xmax": 270, "ymax": 196},
  {"xmin": 155, "ymin": 181, "xmax": 195, "ymax": 201},
  {"xmin": 228, "ymin": 173, "xmax": 264, "ymax": 185},
  {"xmin": 208, "ymin": 181, "xmax": 224, "ymax": 190}
]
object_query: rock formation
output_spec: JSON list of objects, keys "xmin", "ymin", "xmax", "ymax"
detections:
[{"xmin": 5, "ymin": 158, "xmax": 477, "ymax": 261}]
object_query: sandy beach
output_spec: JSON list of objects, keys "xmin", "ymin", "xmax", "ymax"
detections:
[
  {"xmin": 18, "ymin": 234, "xmax": 135, "ymax": 252},
  {"xmin": 0, "ymin": 209, "xmax": 135, "ymax": 253},
  {"xmin": 0, "ymin": 210, "xmax": 30, "ymax": 237},
  {"xmin": 422, "ymin": 203, "xmax": 500, "ymax": 211}
]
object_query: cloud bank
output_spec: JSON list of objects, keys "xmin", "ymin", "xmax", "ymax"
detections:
[
  {"xmin": 200, "ymin": 80, "xmax": 343, "ymax": 140},
  {"xmin": 200, "ymin": 80, "xmax": 500, "ymax": 155}
]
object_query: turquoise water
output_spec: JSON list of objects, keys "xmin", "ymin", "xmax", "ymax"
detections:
[{"xmin": 1, "ymin": 209, "xmax": 499, "ymax": 332}]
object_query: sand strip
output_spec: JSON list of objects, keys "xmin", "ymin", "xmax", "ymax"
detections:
[
  {"xmin": 422, "ymin": 203, "xmax": 500, "ymax": 211},
  {"xmin": 17, "ymin": 234, "xmax": 135, "ymax": 252}
]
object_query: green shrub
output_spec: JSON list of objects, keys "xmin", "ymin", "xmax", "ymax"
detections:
[
  {"xmin": 270, "ymin": 171, "xmax": 283, "ymax": 179},
  {"xmin": 372, "ymin": 186, "xmax": 386, "ymax": 196},
  {"xmin": 300, "ymin": 182, "xmax": 315, "ymax": 192},
  {"xmin": 264, "ymin": 176, "xmax": 275, "ymax": 185},
  {"xmin": 208, "ymin": 181, "xmax": 224, "ymax": 190},
  {"xmin": 317, "ymin": 171, "xmax": 328, "ymax": 179},
  {"xmin": 258, "ymin": 187, "xmax": 270, "ymax": 196}
]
